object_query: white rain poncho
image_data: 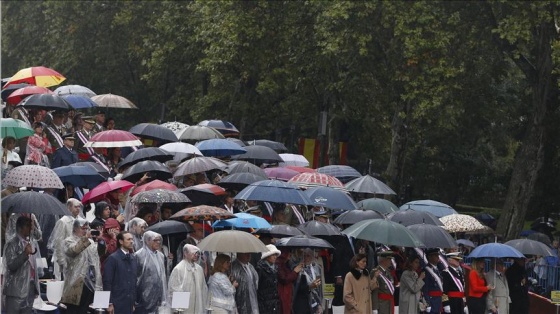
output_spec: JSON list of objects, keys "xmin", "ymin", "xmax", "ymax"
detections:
[
  {"xmin": 48, "ymin": 215, "xmax": 75, "ymax": 279},
  {"xmin": 135, "ymin": 231, "xmax": 168, "ymax": 314},
  {"xmin": 126, "ymin": 217, "xmax": 147, "ymax": 252},
  {"xmin": 168, "ymin": 244, "xmax": 208, "ymax": 314}
]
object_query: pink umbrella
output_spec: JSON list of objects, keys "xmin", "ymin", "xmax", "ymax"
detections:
[
  {"xmin": 82, "ymin": 180, "xmax": 134, "ymax": 204},
  {"xmin": 284, "ymin": 166, "xmax": 316, "ymax": 173},
  {"xmin": 6, "ymin": 86, "xmax": 54, "ymax": 105},
  {"xmin": 288, "ymin": 172, "xmax": 345, "ymax": 190},
  {"xmin": 264, "ymin": 167, "xmax": 299, "ymax": 181},
  {"xmin": 131, "ymin": 179, "xmax": 178, "ymax": 196},
  {"xmin": 84, "ymin": 130, "xmax": 142, "ymax": 148}
]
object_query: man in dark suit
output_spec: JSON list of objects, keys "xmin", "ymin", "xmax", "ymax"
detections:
[
  {"xmin": 103, "ymin": 231, "xmax": 138, "ymax": 314},
  {"xmin": 422, "ymin": 248, "xmax": 444, "ymax": 314},
  {"xmin": 51, "ymin": 133, "xmax": 78, "ymax": 168},
  {"xmin": 442, "ymin": 252, "xmax": 466, "ymax": 314}
]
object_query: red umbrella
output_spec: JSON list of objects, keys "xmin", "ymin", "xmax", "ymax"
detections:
[
  {"xmin": 82, "ymin": 180, "xmax": 134, "ymax": 204},
  {"xmin": 84, "ymin": 130, "xmax": 142, "ymax": 148},
  {"xmin": 4, "ymin": 66, "xmax": 66, "ymax": 88},
  {"xmin": 285, "ymin": 166, "xmax": 316, "ymax": 173},
  {"xmin": 6, "ymin": 86, "xmax": 54, "ymax": 105},
  {"xmin": 288, "ymin": 172, "xmax": 345, "ymax": 190},
  {"xmin": 131, "ymin": 179, "xmax": 178, "ymax": 196},
  {"xmin": 186, "ymin": 183, "xmax": 227, "ymax": 196}
]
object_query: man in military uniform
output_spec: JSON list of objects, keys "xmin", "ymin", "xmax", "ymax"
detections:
[
  {"xmin": 373, "ymin": 251, "xmax": 395, "ymax": 314},
  {"xmin": 51, "ymin": 134, "xmax": 78, "ymax": 168},
  {"xmin": 74, "ymin": 116, "xmax": 96, "ymax": 161},
  {"xmin": 442, "ymin": 252, "xmax": 466, "ymax": 314},
  {"xmin": 44, "ymin": 110, "xmax": 67, "ymax": 153},
  {"xmin": 422, "ymin": 248, "xmax": 445, "ymax": 314},
  {"xmin": 88, "ymin": 147, "xmax": 110, "ymax": 172},
  {"xmin": 93, "ymin": 109, "xmax": 105, "ymax": 133}
]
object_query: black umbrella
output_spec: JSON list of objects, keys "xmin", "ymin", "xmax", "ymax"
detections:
[
  {"xmin": 16, "ymin": 94, "xmax": 72, "ymax": 111},
  {"xmin": 275, "ymin": 235, "xmax": 334, "ymax": 250},
  {"xmin": 146, "ymin": 220, "xmax": 193, "ymax": 235},
  {"xmin": 407, "ymin": 224, "xmax": 457, "ymax": 248},
  {"xmin": 297, "ymin": 220, "xmax": 342, "ymax": 236},
  {"xmin": 198, "ymin": 120, "xmax": 240, "ymax": 137},
  {"xmin": 333, "ymin": 209, "xmax": 384, "ymax": 225},
  {"xmin": 223, "ymin": 161, "xmax": 267, "ymax": 177},
  {"xmin": 249, "ymin": 140, "xmax": 288, "ymax": 153},
  {"xmin": 74, "ymin": 161, "xmax": 110, "ymax": 179},
  {"xmin": 217, "ymin": 172, "xmax": 268, "ymax": 191},
  {"xmin": 388, "ymin": 209, "xmax": 444, "ymax": 227},
  {"xmin": 231, "ymin": 145, "xmax": 283, "ymax": 165},
  {"xmin": 121, "ymin": 160, "xmax": 172, "ymax": 183},
  {"xmin": 129, "ymin": 123, "xmax": 179, "ymax": 144},
  {"xmin": 179, "ymin": 187, "xmax": 223, "ymax": 207},
  {"xmin": 527, "ymin": 232, "xmax": 552, "ymax": 246},
  {"xmin": 505, "ymin": 239, "xmax": 556, "ymax": 257},
  {"xmin": 1, "ymin": 83, "xmax": 30, "ymax": 101},
  {"xmin": 118, "ymin": 147, "xmax": 174, "ymax": 171},
  {"xmin": 257, "ymin": 224, "xmax": 307, "ymax": 238},
  {"xmin": 2, "ymin": 191, "xmax": 70, "ymax": 215}
]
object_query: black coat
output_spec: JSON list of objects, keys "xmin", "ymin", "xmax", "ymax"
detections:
[
  {"xmin": 442, "ymin": 266, "xmax": 465, "ymax": 314},
  {"xmin": 256, "ymin": 259, "xmax": 280, "ymax": 314},
  {"xmin": 51, "ymin": 146, "xmax": 78, "ymax": 169},
  {"xmin": 102, "ymin": 249, "xmax": 137, "ymax": 314},
  {"xmin": 505, "ymin": 262, "xmax": 530, "ymax": 314}
]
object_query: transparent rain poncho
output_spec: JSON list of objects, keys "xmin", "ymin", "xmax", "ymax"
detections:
[
  {"xmin": 135, "ymin": 231, "xmax": 168, "ymax": 313},
  {"xmin": 126, "ymin": 217, "xmax": 147, "ymax": 252},
  {"xmin": 168, "ymin": 244, "xmax": 208, "ymax": 314},
  {"xmin": 47, "ymin": 215, "xmax": 76, "ymax": 279},
  {"xmin": 4, "ymin": 213, "xmax": 44, "ymax": 279}
]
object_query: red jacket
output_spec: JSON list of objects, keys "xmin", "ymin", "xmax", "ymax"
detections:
[
  {"xmin": 277, "ymin": 254, "xmax": 298, "ymax": 314},
  {"xmin": 468, "ymin": 270, "xmax": 488, "ymax": 298}
]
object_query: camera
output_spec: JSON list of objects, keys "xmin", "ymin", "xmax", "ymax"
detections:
[{"xmin": 91, "ymin": 230, "xmax": 100, "ymax": 237}]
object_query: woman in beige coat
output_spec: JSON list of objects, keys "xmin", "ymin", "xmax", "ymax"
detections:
[
  {"xmin": 399, "ymin": 255, "xmax": 425, "ymax": 314},
  {"xmin": 343, "ymin": 253, "xmax": 380, "ymax": 314}
]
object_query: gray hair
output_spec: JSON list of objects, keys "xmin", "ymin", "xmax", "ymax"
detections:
[
  {"xmin": 72, "ymin": 218, "xmax": 89, "ymax": 232},
  {"xmin": 127, "ymin": 217, "xmax": 147, "ymax": 233},
  {"xmin": 142, "ymin": 230, "xmax": 161, "ymax": 244},
  {"xmin": 66, "ymin": 198, "xmax": 82, "ymax": 209}
]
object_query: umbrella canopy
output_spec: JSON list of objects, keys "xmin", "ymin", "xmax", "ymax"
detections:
[
  {"xmin": 248, "ymin": 140, "xmax": 288, "ymax": 153},
  {"xmin": 181, "ymin": 184, "xmax": 227, "ymax": 206},
  {"xmin": 198, "ymin": 120, "xmax": 239, "ymax": 137},
  {"xmin": 275, "ymin": 235, "xmax": 334, "ymax": 250},
  {"xmin": 81, "ymin": 180, "xmax": 134, "ymax": 204},
  {"xmin": 317, "ymin": 165, "xmax": 361, "ymax": 183},
  {"xmin": 174, "ymin": 156, "xmax": 228, "ymax": 178},
  {"xmin": 388, "ymin": 209, "xmax": 444, "ymax": 227},
  {"xmin": 53, "ymin": 85, "xmax": 96, "ymax": 98},
  {"xmin": 400, "ymin": 200, "xmax": 458, "ymax": 218},
  {"xmin": 304, "ymin": 186, "xmax": 357, "ymax": 210},
  {"xmin": 234, "ymin": 180, "xmax": 316, "ymax": 206},
  {"xmin": 16, "ymin": 94, "xmax": 72, "ymax": 111},
  {"xmin": 285, "ymin": 166, "xmax": 316, "ymax": 173},
  {"xmin": 195, "ymin": 139, "xmax": 247, "ymax": 157},
  {"xmin": 52, "ymin": 165, "xmax": 106, "ymax": 189},
  {"xmin": 129, "ymin": 123, "xmax": 179, "ymax": 144},
  {"xmin": 527, "ymin": 232, "xmax": 552, "ymax": 246},
  {"xmin": 131, "ymin": 179, "xmax": 178, "ymax": 196},
  {"xmin": 342, "ymin": 219, "xmax": 425, "ymax": 248},
  {"xmin": 439, "ymin": 214, "xmax": 488, "ymax": 233},
  {"xmin": 197, "ymin": 230, "xmax": 267, "ymax": 253},
  {"xmin": 356, "ymin": 198, "xmax": 399, "ymax": 215},
  {"xmin": 407, "ymin": 224, "xmax": 457, "ymax": 248},
  {"xmin": 212, "ymin": 213, "xmax": 272, "ymax": 229},
  {"xmin": 118, "ymin": 147, "xmax": 174, "ymax": 171},
  {"xmin": 223, "ymin": 161, "xmax": 267, "ymax": 177},
  {"xmin": 6, "ymin": 86, "xmax": 53, "ymax": 105},
  {"xmin": 146, "ymin": 220, "xmax": 193, "ymax": 235},
  {"xmin": 468, "ymin": 243, "xmax": 524, "ymax": 259},
  {"xmin": 84, "ymin": 130, "xmax": 142, "ymax": 148},
  {"xmin": 217, "ymin": 172, "xmax": 268, "ymax": 191},
  {"xmin": 232, "ymin": 145, "xmax": 283, "ymax": 165},
  {"xmin": 3, "ymin": 165, "xmax": 63, "ymax": 189},
  {"xmin": 279, "ymin": 154, "xmax": 309, "ymax": 167},
  {"xmin": 121, "ymin": 160, "xmax": 172, "ymax": 182},
  {"xmin": 5, "ymin": 66, "xmax": 65, "ymax": 88},
  {"xmin": 178, "ymin": 125, "xmax": 225, "ymax": 142},
  {"xmin": 259, "ymin": 224, "xmax": 306, "ymax": 238},
  {"xmin": 333, "ymin": 209, "xmax": 384, "ymax": 225},
  {"xmin": 1, "ymin": 83, "xmax": 31, "ymax": 101},
  {"xmin": 226, "ymin": 138, "xmax": 246, "ymax": 147},
  {"xmin": 264, "ymin": 167, "xmax": 300, "ymax": 181},
  {"xmin": 170, "ymin": 205, "xmax": 236, "ymax": 221},
  {"xmin": 345, "ymin": 175, "xmax": 396, "ymax": 195},
  {"xmin": 131, "ymin": 189, "xmax": 191, "ymax": 205},
  {"xmin": 297, "ymin": 220, "xmax": 342, "ymax": 236},
  {"xmin": 160, "ymin": 121, "xmax": 190, "ymax": 136},
  {"xmin": 0, "ymin": 118, "xmax": 33, "ymax": 139},
  {"xmin": 61, "ymin": 95, "xmax": 98, "ymax": 109},
  {"xmin": 159, "ymin": 142, "xmax": 203, "ymax": 162},
  {"xmin": 91, "ymin": 93, "xmax": 137, "ymax": 109},
  {"xmin": 456, "ymin": 239, "xmax": 476, "ymax": 248},
  {"xmin": 504, "ymin": 239, "xmax": 556, "ymax": 257},
  {"xmin": 74, "ymin": 161, "xmax": 110, "ymax": 179},
  {"xmin": 2, "ymin": 191, "xmax": 70, "ymax": 215},
  {"xmin": 288, "ymin": 172, "xmax": 345, "ymax": 190}
]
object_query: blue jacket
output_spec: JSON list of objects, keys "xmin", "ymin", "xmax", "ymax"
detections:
[
  {"xmin": 103, "ymin": 249, "xmax": 137, "ymax": 314},
  {"xmin": 51, "ymin": 146, "xmax": 78, "ymax": 169},
  {"xmin": 422, "ymin": 263, "xmax": 444, "ymax": 313}
]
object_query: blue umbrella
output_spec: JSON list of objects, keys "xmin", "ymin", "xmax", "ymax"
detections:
[
  {"xmin": 317, "ymin": 165, "xmax": 361, "ymax": 183},
  {"xmin": 468, "ymin": 243, "xmax": 524, "ymax": 259},
  {"xmin": 400, "ymin": 200, "xmax": 458, "ymax": 218},
  {"xmin": 52, "ymin": 165, "xmax": 106, "ymax": 189},
  {"xmin": 195, "ymin": 138, "xmax": 247, "ymax": 157},
  {"xmin": 235, "ymin": 180, "xmax": 317, "ymax": 206},
  {"xmin": 304, "ymin": 186, "xmax": 357, "ymax": 210},
  {"xmin": 62, "ymin": 95, "xmax": 98, "ymax": 109},
  {"xmin": 212, "ymin": 213, "xmax": 271, "ymax": 229}
]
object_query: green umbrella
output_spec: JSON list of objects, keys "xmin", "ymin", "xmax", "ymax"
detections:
[
  {"xmin": 356, "ymin": 198, "xmax": 399, "ymax": 215},
  {"xmin": 0, "ymin": 118, "xmax": 34, "ymax": 139},
  {"xmin": 342, "ymin": 219, "xmax": 425, "ymax": 248}
]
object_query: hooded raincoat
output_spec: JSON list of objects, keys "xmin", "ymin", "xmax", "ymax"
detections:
[
  {"xmin": 135, "ymin": 231, "xmax": 168, "ymax": 314},
  {"xmin": 168, "ymin": 244, "xmax": 208, "ymax": 314}
]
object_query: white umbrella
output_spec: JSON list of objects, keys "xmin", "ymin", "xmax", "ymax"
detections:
[
  {"xmin": 440, "ymin": 214, "xmax": 488, "ymax": 233},
  {"xmin": 279, "ymin": 153, "xmax": 310, "ymax": 167},
  {"xmin": 197, "ymin": 230, "xmax": 268, "ymax": 253},
  {"xmin": 159, "ymin": 142, "xmax": 203, "ymax": 162},
  {"xmin": 92, "ymin": 93, "xmax": 137, "ymax": 109},
  {"xmin": 53, "ymin": 85, "xmax": 96, "ymax": 98}
]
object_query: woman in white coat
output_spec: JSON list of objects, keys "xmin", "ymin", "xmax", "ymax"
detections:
[
  {"xmin": 399, "ymin": 255, "xmax": 425, "ymax": 314},
  {"xmin": 485, "ymin": 259, "xmax": 510, "ymax": 314}
]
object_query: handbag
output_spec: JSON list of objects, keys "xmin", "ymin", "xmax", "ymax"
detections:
[{"xmin": 418, "ymin": 294, "xmax": 428, "ymax": 312}]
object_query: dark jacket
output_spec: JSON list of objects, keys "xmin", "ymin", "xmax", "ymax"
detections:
[
  {"xmin": 103, "ymin": 249, "xmax": 137, "ymax": 314},
  {"xmin": 51, "ymin": 146, "xmax": 78, "ymax": 169},
  {"xmin": 256, "ymin": 259, "xmax": 280, "ymax": 314},
  {"xmin": 505, "ymin": 262, "xmax": 530, "ymax": 314}
]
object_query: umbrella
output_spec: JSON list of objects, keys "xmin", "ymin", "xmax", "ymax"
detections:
[
  {"xmin": 178, "ymin": 125, "xmax": 225, "ymax": 142},
  {"xmin": 275, "ymin": 235, "xmax": 334, "ymax": 250},
  {"xmin": 170, "ymin": 205, "xmax": 236, "ymax": 221},
  {"xmin": 456, "ymin": 239, "xmax": 476, "ymax": 248},
  {"xmin": 1, "ymin": 83, "xmax": 31, "ymax": 101},
  {"xmin": 344, "ymin": 175, "xmax": 396, "ymax": 195},
  {"xmin": 91, "ymin": 93, "xmax": 137, "ymax": 109},
  {"xmin": 131, "ymin": 189, "xmax": 191, "ymax": 205},
  {"xmin": 504, "ymin": 239, "xmax": 556, "ymax": 257},
  {"xmin": 53, "ymin": 85, "xmax": 96, "ymax": 98},
  {"xmin": 232, "ymin": 145, "xmax": 283, "ymax": 165},
  {"xmin": 84, "ymin": 130, "xmax": 142, "ymax": 148},
  {"xmin": 304, "ymin": 186, "xmax": 357, "ymax": 210},
  {"xmin": 6, "ymin": 86, "xmax": 53, "ymax": 105},
  {"xmin": 468, "ymin": 243, "xmax": 524, "ymax": 259},
  {"xmin": 288, "ymin": 172, "xmax": 345, "ymax": 190},
  {"xmin": 212, "ymin": 213, "xmax": 272, "ymax": 229},
  {"xmin": 400, "ymin": 200, "xmax": 457, "ymax": 218},
  {"xmin": 1, "ymin": 191, "xmax": 69, "ymax": 215},
  {"xmin": 248, "ymin": 140, "xmax": 288, "ymax": 153},
  {"xmin": 342, "ymin": 219, "xmax": 425, "ymax": 248},
  {"xmin": 333, "ymin": 209, "xmax": 384, "ymax": 225},
  {"xmin": 118, "ymin": 147, "xmax": 174, "ymax": 171},
  {"xmin": 388, "ymin": 209, "xmax": 444, "ymax": 226},
  {"xmin": 121, "ymin": 160, "xmax": 172, "ymax": 182},
  {"xmin": 3, "ymin": 165, "xmax": 64, "ymax": 189},
  {"xmin": 195, "ymin": 139, "xmax": 247, "ymax": 157},
  {"xmin": 527, "ymin": 232, "xmax": 552, "ymax": 246},
  {"xmin": 439, "ymin": 214, "xmax": 488, "ymax": 233},
  {"xmin": 146, "ymin": 220, "xmax": 193, "ymax": 235},
  {"xmin": 52, "ymin": 165, "xmax": 106, "ymax": 189},
  {"xmin": 81, "ymin": 180, "xmax": 134, "ymax": 204},
  {"xmin": 317, "ymin": 165, "xmax": 361, "ymax": 183},
  {"xmin": 223, "ymin": 161, "xmax": 267, "ymax": 178},
  {"xmin": 159, "ymin": 142, "xmax": 203, "ymax": 162},
  {"xmin": 356, "ymin": 198, "xmax": 399, "ymax": 215},
  {"xmin": 160, "ymin": 121, "xmax": 190, "ymax": 135},
  {"xmin": 234, "ymin": 180, "xmax": 316, "ymax": 206},
  {"xmin": 181, "ymin": 184, "xmax": 227, "ymax": 206},
  {"xmin": 264, "ymin": 167, "xmax": 300, "ymax": 181},
  {"xmin": 61, "ymin": 95, "xmax": 98, "ymax": 109},
  {"xmin": 226, "ymin": 138, "xmax": 246, "ymax": 147},
  {"xmin": 174, "ymin": 156, "xmax": 227, "ymax": 178},
  {"xmin": 74, "ymin": 161, "xmax": 110, "ymax": 179},
  {"xmin": 197, "ymin": 230, "xmax": 267, "ymax": 253},
  {"xmin": 198, "ymin": 120, "xmax": 239, "ymax": 137},
  {"xmin": 297, "ymin": 220, "xmax": 342, "ymax": 236},
  {"xmin": 0, "ymin": 118, "xmax": 33, "ymax": 139},
  {"xmin": 407, "ymin": 224, "xmax": 457, "ymax": 248},
  {"xmin": 217, "ymin": 172, "xmax": 268, "ymax": 191},
  {"xmin": 4, "ymin": 66, "xmax": 65, "ymax": 88},
  {"xmin": 129, "ymin": 123, "xmax": 179, "ymax": 144},
  {"xmin": 259, "ymin": 224, "xmax": 306, "ymax": 238},
  {"xmin": 131, "ymin": 179, "xmax": 178, "ymax": 196},
  {"xmin": 285, "ymin": 166, "xmax": 316, "ymax": 173},
  {"xmin": 16, "ymin": 94, "xmax": 72, "ymax": 111},
  {"xmin": 279, "ymin": 153, "xmax": 309, "ymax": 167}
]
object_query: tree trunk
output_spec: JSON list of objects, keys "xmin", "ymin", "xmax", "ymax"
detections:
[
  {"xmin": 327, "ymin": 117, "xmax": 340, "ymax": 165},
  {"xmin": 385, "ymin": 100, "xmax": 411, "ymax": 196}
]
